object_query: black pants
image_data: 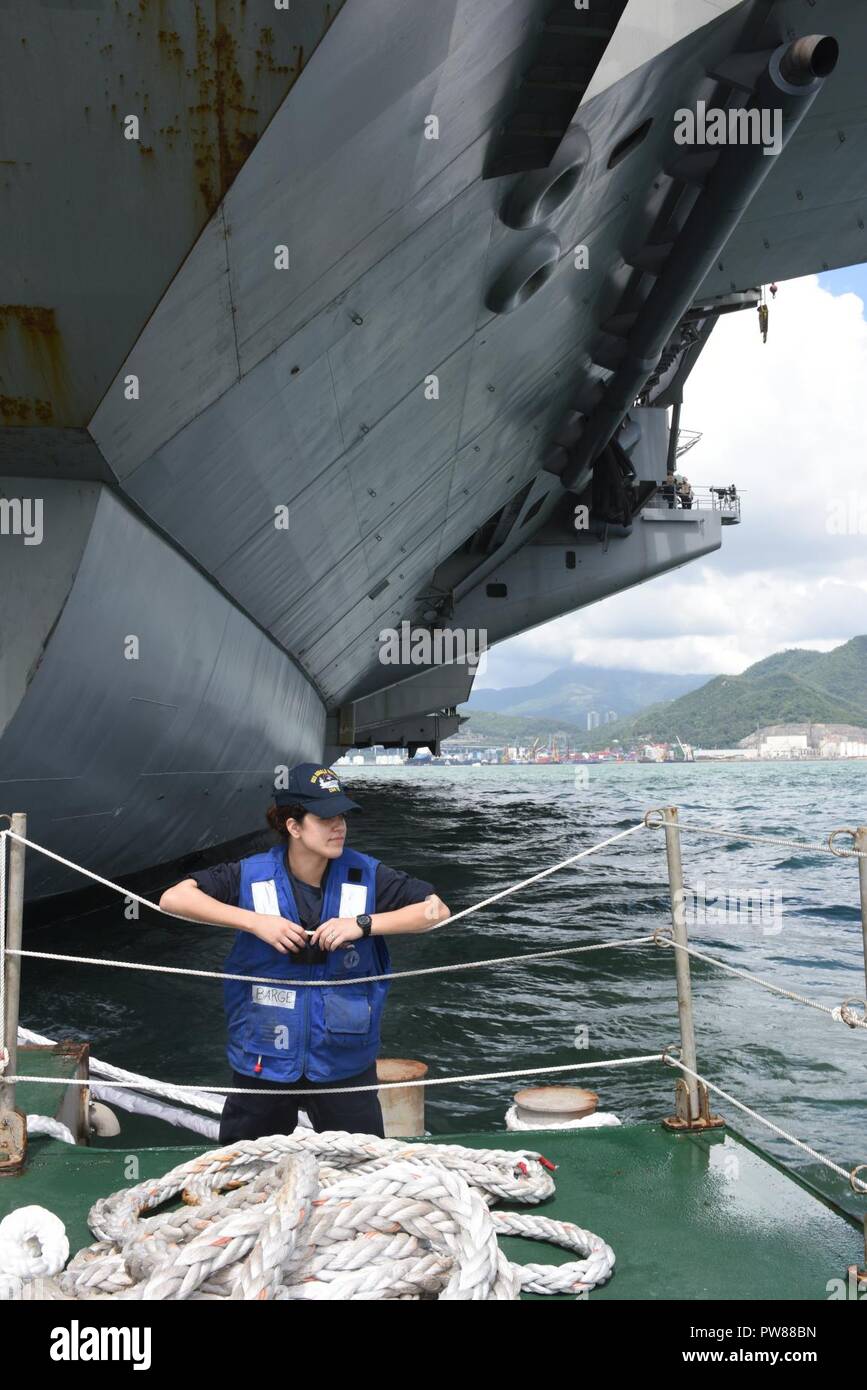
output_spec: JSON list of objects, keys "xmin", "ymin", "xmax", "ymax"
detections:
[{"xmin": 219, "ymin": 1062, "xmax": 385, "ymax": 1142}]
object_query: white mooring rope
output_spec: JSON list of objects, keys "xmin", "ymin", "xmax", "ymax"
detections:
[
  {"xmin": 25, "ymin": 1116, "xmax": 76, "ymax": 1145},
  {"xmin": 17, "ymin": 1024, "xmax": 224, "ymax": 1117},
  {"xmin": 0, "ymin": 821, "xmax": 645, "ymax": 933},
  {"xmin": 0, "ymin": 1132, "xmax": 615, "ymax": 1301},
  {"xmin": 0, "ymin": 822, "xmax": 649, "ymax": 994}
]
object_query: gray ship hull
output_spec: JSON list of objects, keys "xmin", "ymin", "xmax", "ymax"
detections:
[
  {"xmin": 2, "ymin": 0, "xmax": 865, "ymax": 896},
  {"xmin": 0, "ymin": 480, "xmax": 324, "ymax": 898}
]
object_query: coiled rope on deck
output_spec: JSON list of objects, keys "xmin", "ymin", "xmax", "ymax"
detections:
[
  {"xmin": 0, "ymin": 1132, "xmax": 615, "ymax": 1301},
  {"xmin": 4, "ymin": 1053, "xmax": 863, "ymax": 1302}
]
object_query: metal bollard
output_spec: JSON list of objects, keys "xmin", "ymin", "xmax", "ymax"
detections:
[
  {"xmin": 0, "ymin": 813, "xmax": 28, "ymax": 1174},
  {"xmin": 377, "ymin": 1058, "xmax": 428, "ymax": 1137}
]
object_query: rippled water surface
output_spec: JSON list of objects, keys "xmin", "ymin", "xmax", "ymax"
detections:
[{"xmin": 24, "ymin": 761, "xmax": 867, "ymax": 1210}]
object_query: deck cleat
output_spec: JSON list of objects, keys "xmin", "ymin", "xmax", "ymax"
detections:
[{"xmin": 662, "ymin": 1077, "xmax": 726, "ymax": 1133}]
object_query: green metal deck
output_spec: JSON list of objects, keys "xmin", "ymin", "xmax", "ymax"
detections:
[{"xmin": 0, "ymin": 1121, "xmax": 860, "ymax": 1299}]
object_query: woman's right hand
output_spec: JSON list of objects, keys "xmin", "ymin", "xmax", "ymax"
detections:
[{"xmin": 249, "ymin": 914, "xmax": 309, "ymax": 954}]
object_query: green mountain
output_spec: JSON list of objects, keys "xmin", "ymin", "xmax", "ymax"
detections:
[
  {"xmin": 466, "ymin": 664, "xmax": 707, "ymax": 722},
  {"xmin": 590, "ymin": 637, "xmax": 867, "ymax": 748},
  {"xmin": 450, "ymin": 709, "xmax": 588, "ymax": 745},
  {"xmin": 746, "ymin": 635, "xmax": 867, "ymax": 710}
]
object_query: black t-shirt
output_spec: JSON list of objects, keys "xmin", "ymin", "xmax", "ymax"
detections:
[{"xmin": 189, "ymin": 857, "xmax": 434, "ymax": 929}]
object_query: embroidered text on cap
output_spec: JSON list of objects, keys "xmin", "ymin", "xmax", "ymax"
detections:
[{"xmin": 310, "ymin": 768, "xmax": 341, "ymax": 793}]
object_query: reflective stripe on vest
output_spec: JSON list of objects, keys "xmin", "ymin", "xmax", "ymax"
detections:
[{"xmin": 223, "ymin": 845, "xmax": 391, "ymax": 1082}]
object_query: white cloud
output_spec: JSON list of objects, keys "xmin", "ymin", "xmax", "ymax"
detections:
[{"xmin": 481, "ymin": 274, "xmax": 867, "ymax": 685}]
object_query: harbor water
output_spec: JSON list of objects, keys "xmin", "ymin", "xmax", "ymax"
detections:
[{"xmin": 19, "ymin": 761, "xmax": 867, "ymax": 1203}]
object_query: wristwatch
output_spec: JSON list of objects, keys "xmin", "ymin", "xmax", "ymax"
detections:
[{"xmin": 356, "ymin": 913, "xmax": 373, "ymax": 937}]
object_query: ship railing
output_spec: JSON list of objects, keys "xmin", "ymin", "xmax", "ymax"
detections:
[
  {"xmin": 644, "ymin": 485, "xmax": 742, "ymax": 522},
  {"xmin": 1, "ymin": 808, "xmax": 865, "ymax": 1273}
]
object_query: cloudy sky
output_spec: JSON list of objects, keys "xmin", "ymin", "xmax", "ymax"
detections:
[{"xmin": 477, "ymin": 264, "xmax": 867, "ymax": 690}]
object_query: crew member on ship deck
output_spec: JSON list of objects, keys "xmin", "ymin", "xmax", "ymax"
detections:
[{"xmin": 160, "ymin": 764, "xmax": 450, "ymax": 1141}]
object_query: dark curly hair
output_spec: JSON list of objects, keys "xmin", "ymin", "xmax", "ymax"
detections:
[{"xmin": 266, "ymin": 803, "xmax": 309, "ymax": 839}]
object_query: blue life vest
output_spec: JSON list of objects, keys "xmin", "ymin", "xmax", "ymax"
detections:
[{"xmin": 223, "ymin": 846, "xmax": 391, "ymax": 1082}]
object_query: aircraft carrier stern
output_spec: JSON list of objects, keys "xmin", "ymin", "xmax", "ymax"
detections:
[{"xmin": 1, "ymin": 0, "xmax": 864, "ymax": 895}]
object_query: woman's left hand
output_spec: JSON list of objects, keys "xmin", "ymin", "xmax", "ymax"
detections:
[{"xmin": 310, "ymin": 917, "xmax": 364, "ymax": 950}]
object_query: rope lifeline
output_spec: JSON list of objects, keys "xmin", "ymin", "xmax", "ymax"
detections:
[
  {"xmin": 5, "ymin": 1052, "xmax": 663, "ymax": 1099},
  {"xmin": 657, "ymin": 936, "xmax": 867, "ymax": 1030},
  {"xmin": 0, "ymin": 821, "xmax": 645, "ymax": 935},
  {"xmin": 648, "ymin": 817, "xmax": 867, "ymax": 859},
  {"xmin": 423, "ymin": 823, "xmax": 645, "ymax": 930},
  {"xmin": 5, "ymin": 932, "xmax": 658, "ymax": 990}
]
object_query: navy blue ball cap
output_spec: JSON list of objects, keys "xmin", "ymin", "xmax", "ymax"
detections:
[{"xmin": 273, "ymin": 763, "xmax": 361, "ymax": 817}]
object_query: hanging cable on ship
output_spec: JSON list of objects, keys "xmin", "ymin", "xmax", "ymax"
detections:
[
  {"xmin": 758, "ymin": 286, "xmax": 770, "ymax": 344},
  {"xmin": 159, "ymin": 765, "xmax": 450, "ymax": 1142}
]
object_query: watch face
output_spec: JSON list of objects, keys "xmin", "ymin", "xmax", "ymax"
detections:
[{"xmin": 357, "ymin": 913, "xmax": 372, "ymax": 931}]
